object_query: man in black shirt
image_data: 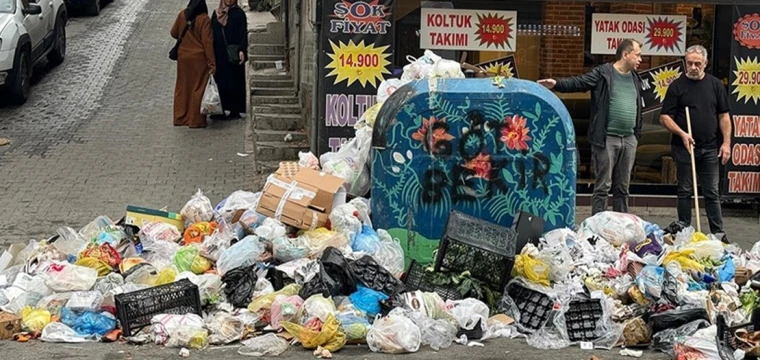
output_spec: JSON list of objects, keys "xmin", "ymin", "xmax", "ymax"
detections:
[{"xmin": 660, "ymin": 45, "xmax": 731, "ymax": 236}]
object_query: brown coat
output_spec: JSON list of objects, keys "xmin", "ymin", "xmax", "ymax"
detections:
[{"xmin": 171, "ymin": 10, "xmax": 217, "ymax": 128}]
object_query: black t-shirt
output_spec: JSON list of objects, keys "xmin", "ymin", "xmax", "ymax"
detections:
[{"xmin": 661, "ymin": 74, "xmax": 730, "ymax": 149}]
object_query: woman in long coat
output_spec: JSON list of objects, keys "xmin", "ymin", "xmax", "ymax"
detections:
[
  {"xmin": 210, "ymin": 0, "xmax": 248, "ymax": 120},
  {"xmin": 171, "ymin": 0, "xmax": 217, "ymax": 128}
]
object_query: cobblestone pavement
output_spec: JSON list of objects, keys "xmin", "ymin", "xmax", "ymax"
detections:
[{"xmin": 0, "ymin": 0, "xmax": 256, "ymax": 246}]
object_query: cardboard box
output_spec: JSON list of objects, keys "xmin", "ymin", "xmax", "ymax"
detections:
[
  {"xmin": 276, "ymin": 161, "xmax": 300, "ymax": 180},
  {"xmin": 0, "ymin": 312, "xmax": 21, "ymax": 340},
  {"xmin": 125, "ymin": 206, "xmax": 185, "ymax": 232},
  {"xmin": 257, "ymin": 168, "xmax": 346, "ymax": 230},
  {"xmin": 736, "ymin": 267, "xmax": 752, "ymax": 287}
]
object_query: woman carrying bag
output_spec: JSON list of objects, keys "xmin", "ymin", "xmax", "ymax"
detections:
[
  {"xmin": 210, "ymin": 0, "xmax": 248, "ymax": 120},
  {"xmin": 170, "ymin": 0, "xmax": 216, "ymax": 128}
]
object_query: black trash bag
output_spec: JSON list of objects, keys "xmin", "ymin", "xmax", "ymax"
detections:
[
  {"xmin": 664, "ymin": 221, "xmax": 690, "ymax": 235},
  {"xmin": 222, "ymin": 265, "xmax": 258, "ymax": 308},
  {"xmin": 652, "ymin": 319, "xmax": 709, "ymax": 355},
  {"xmin": 349, "ymin": 255, "xmax": 406, "ymax": 297},
  {"xmin": 648, "ymin": 308, "xmax": 709, "ymax": 334},
  {"xmin": 299, "ymin": 247, "xmax": 357, "ymax": 299}
]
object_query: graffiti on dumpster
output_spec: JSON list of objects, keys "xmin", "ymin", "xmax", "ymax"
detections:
[{"xmin": 371, "ymin": 79, "xmax": 577, "ymax": 266}]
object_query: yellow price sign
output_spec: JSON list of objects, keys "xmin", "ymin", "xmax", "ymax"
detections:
[{"xmin": 326, "ymin": 39, "xmax": 391, "ymax": 88}]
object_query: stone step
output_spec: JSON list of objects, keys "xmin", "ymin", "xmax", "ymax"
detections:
[
  {"xmin": 252, "ymin": 60, "xmax": 283, "ymax": 70},
  {"xmin": 251, "ymin": 87, "xmax": 296, "ymax": 96},
  {"xmin": 252, "ymin": 104, "xmax": 302, "ymax": 114},
  {"xmin": 257, "ymin": 141, "xmax": 310, "ymax": 161},
  {"xmin": 256, "ymin": 129, "xmax": 308, "ymax": 142},
  {"xmin": 254, "ymin": 113, "xmax": 303, "ymax": 130},
  {"xmin": 251, "ymin": 96, "xmax": 299, "ymax": 105},
  {"xmin": 250, "ymin": 54, "xmax": 285, "ymax": 62},
  {"xmin": 250, "ymin": 79, "xmax": 294, "ymax": 88},
  {"xmin": 249, "ymin": 43, "xmax": 286, "ymax": 56}
]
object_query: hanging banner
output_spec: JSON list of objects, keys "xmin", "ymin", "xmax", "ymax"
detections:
[
  {"xmin": 724, "ymin": 8, "xmax": 760, "ymax": 196},
  {"xmin": 475, "ymin": 55, "xmax": 520, "ymax": 79},
  {"xmin": 638, "ymin": 60, "xmax": 685, "ymax": 114},
  {"xmin": 591, "ymin": 13, "xmax": 687, "ymax": 56},
  {"xmin": 420, "ymin": 9, "xmax": 517, "ymax": 51},
  {"xmin": 317, "ymin": 0, "xmax": 395, "ymax": 155}
]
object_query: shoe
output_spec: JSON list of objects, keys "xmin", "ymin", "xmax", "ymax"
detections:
[
  {"xmin": 210, "ymin": 114, "xmax": 227, "ymax": 120},
  {"xmin": 226, "ymin": 113, "xmax": 241, "ymax": 120}
]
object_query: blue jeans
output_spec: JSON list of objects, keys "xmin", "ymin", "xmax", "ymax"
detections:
[{"xmin": 671, "ymin": 145, "xmax": 724, "ymax": 234}]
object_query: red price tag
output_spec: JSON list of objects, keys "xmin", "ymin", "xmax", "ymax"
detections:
[
  {"xmin": 475, "ymin": 13, "xmax": 513, "ymax": 49},
  {"xmin": 645, "ymin": 17, "xmax": 683, "ymax": 52}
]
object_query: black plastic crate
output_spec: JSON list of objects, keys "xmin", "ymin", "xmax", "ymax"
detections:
[
  {"xmin": 717, "ymin": 314, "xmax": 755, "ymax": 353},
  {"xmin": 401, "ymin": 260, "xmax": 463, "ymax": 301},
  {"xmin": 434, "ymin": 211, "xmax": 516, "ymax": 291},
  {"xmin": 506, "ymin": 281, "xmax": 553, "ymax": 332},
  {"xmin": 115, "ymin": 279, "xmax": 202, "ymax": 337},
  {"xmin": 565, "ymin": 299, "xmax": 604, "ymax": 342}
]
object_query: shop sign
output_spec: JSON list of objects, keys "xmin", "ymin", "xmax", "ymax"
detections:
[
  {"xmin": 638, "ymin": 60, "xmax": 684, "ymax": 114},
  {"xmin": 420, "ymin": 9, "xmax": 517, "ymax": 51},
  {"xmin": 317, "ymin": 0, "xmax": 396, "ymax": 155},
  {"xmin": 475, "ymin": 55, "xmax": 520, "ymax": 79},
  {"xmin": 591, "ymin": 13, "xmax": 686, "ymax": 56},
  {"xmin": 724, "ymin": 7, "xmax": 760, "ymax": 196}
]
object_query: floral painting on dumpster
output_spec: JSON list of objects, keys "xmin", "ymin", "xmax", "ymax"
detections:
[{"xmin": 371, "ymin": 78, "xmax": 577, "ymax": 266}]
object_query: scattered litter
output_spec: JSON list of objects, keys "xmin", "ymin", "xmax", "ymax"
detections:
[
  {"xmin": 179, "ymin": 348, "xmax": 190, "ymax": 357},
  {"xmin": 236, "ymin": 153, "xmax": 250, "ymax": 157},
  {"xmin": 619, "ymin": 348, "xmax": 643, "ymax": 357}
]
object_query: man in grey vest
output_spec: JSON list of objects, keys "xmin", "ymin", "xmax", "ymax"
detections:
[{"xmin": 538, "ymin": 39, "xmax": 643, "ymax": 214}]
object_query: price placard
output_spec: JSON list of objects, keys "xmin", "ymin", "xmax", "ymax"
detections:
[
  {"xmin": 591, "ymin": 14, "xmax": 686, "ymax": 56},
  {"xmin": 420, "ymin": 9, "xmax": 517, "ymax": 51}
]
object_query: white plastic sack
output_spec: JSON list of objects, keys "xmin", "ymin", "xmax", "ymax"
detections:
[
  {"xmin": 320, "ymin": 127, "xmax": 373, "ymax": 197},
  {"xmin": 66, "ymin": 291, "xmax": 104, "ymax": 312},
  {"xmin": 374, "ymin": 229, "xmax": 405, "ymax": 278},
  {"xmin": 431, "ymin": 59, "xmax": 465, "ymax": 78},
  {"xmin": 298, "ymin": 152, "xmax": 320, "ymax": 170},
  {"xmin": 181, "ymin": 189, "xmax": 214, "ymax": 227},
  {"xmin": 43, "ymin": 262, "xmax": 98, "ymax": 292},
  {"xmin": 205, "ymin": 312, "xmax": 244, "ymax": 345},
  {"xmin": 446, "ymin": 299, "xmax": 489, "ymax": 334},
  {"xmin": 40, "ymin": 322, "xmax": 92, "ymax": 343},
  {"xmin": 201, "ymin": 76, "xmax": 222, "ymax": 115},
  {"xmin": 253, "ymin": 218, "xmax": 287, "ymax": 240},
  {"xmin": 151, "ymin": 313, "xmax": 205, "ymax": 345},
  {"xmin": 214, "ymin": 191, "xmax": 261, "ymax": 223},
  {"xmin": 367, "ymin": 314, "xmax": 422, "ymax": 353},
  {"xmin": 216, "ymin": 236, "xmax": 264, "ymax": 276},
  {"xmin": 682, "ymin": 240, "xmax": 725, "ymax": 262},
  {"xmin": 238, "ymin": 333, "xmax": 290, "ymax": 356},
  {"xmin": 577, "ymin": 211, "xmax": 647, "ymax": 247},
  {"xmin": 401, "ymin": 51, "xmax": 442, "ymax": 82},
  {"xmin": 377, "ymin": 78, "xmax": 404, "ymax": 103},
  {"xmin": 53, "ymin": 227, "xmax": 87, "ymax": 256},
  {"xmin": 139, "ymin": 221, "xmax": 182, "ymax": 244}
]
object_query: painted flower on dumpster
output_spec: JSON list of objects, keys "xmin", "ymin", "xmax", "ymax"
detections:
[
  {"xmin": 412, "ymin": 116, "xmax": 454, "ymax": 154},
  {"xmin": 500, "ymin": 114, "xmax": 531, "ymax": 151},
  {"xmin": 463, "ymin": 153, "xmax": 492, "ymax": 180}
]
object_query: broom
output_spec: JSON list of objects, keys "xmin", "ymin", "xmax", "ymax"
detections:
[{"xmin": 685, "ymin": 107, "xmax": 701, "ymax": 233}]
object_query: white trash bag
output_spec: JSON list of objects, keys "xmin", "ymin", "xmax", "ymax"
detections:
[{"xmin": 201, "ymin": 76, "xmax": 223, "ymax": 115}]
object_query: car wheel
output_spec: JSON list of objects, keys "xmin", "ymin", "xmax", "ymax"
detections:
[
  {"xmin": 47, "ymin": 15, "xmax": 66, "ymax": 65},
  {"xmin": 86, "ymin": 0, "xmax": 100, "ymax": 16},
  {"xmin": 8, "ymin": 50, "xmax": 31, "ymax": 105}
]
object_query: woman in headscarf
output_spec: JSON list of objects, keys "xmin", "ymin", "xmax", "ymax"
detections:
[
  {"xmin": 170, "ymin": 0, "xmax": 216, "ymax": 128},
  {"xmin": 210, "ymin": 0, "xmax": 248, "ymax": 120}
]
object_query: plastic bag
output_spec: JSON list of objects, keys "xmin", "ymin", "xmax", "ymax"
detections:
[
  {"xmin": 673, "ymin": 335, "xmax": 720, "ymax": 359},
  {"xmin": 663, "ymin": 249, "xmax": 705, "ymax": 272},
  {"xmin": 66, "ymin": 291, "xmax": 104, "ymax": 312},
  {"xmin": 43, "ymin": 262, "xmax": 98, "ymax": 292},
  {"xmin": 300, "ymin": 228, "xmax": 346, "ymax": 258},
  {"xmin": 271, "ymin": 295, "xmax": 304, "ymax": 330},
  {"xmin": 401, "ymin": 50, "xmax": 441, "ymax": 81},
  {"xmin": 512, "ymin": 253, "xmax": 551, "ymax": 287},
  {"xmin": 431, "ymin": 59, "xmax": 465, "ymax": 78},
  {"xmin": 682, "ymin": 240, "xmax": 725, "ymax": 262},
  {"xmin": 649, "ymin": 308, "xmax": 709, "ymax": 334},
  {"xmin": 165, "ymin": 326, "xmax": 209, "ymax": 349},
  {"xmin": 446, "ymin": 298, "xmax": 489, "ymax": 334},
  {"xmin": 298, "ymin": 151, "xmax": 320, "ymax": 170},
  {"xmin": 40, "ymin": 322, "xmax": 92, "ymax": 343},
  {"xmin": 174, "ymin": 244, "xmax": 211, "ymax": 274},
  {"xmin": 124, "ymin": 263, "xmax": 160, "ymax": 286},
  {"xmin": 337, "ymin": 312, "xmax": 370, "ymax": 343},
  {"xmin": 214, "ymin": 191, "xmax": 261, "ymax": 223},
  {"xmin": 281, "ymin": 313, "xmax": 346, "ymax": 352},
  {"xmin": 139, "ymin": 221, "xmax": 182, "ymax": 244},
  {"xmin": 74, "ymin": 257, "xmax": 112, "ymax": 277},
  {"xmin": 272, "ymin": 237, "xmax": 310, "ymax": 263},
  {"xmin": 299, "ymin": 247, "xmax": 357, "ymax": 299},
  {"xmin": 20, "ymin": 306, "xmax": 51, "ymax": 332},
  {"xmin": 205, "ymin": 312, "xmax": 244, "ymax": 345},
  {"xmin": 652, "ymin": 319, "xmax": 709, "ymax": 355},
  {"xmin": 216, "ymin": 236, "xmax": 264, "ymax": 276},
  {"xmin": 636, "ymin": 265, "xmax": 664, "ymax": 299},
  {"xmin": 239, "ymin": 333, "xmax": 290, "ymax": 357},
  {"xmin": 79, "ymin": 243, "xmax": 121, "ymax": 269},
  {"xmin": 60, "ymin": 308, "xmax": 116, "ymax": 336},
  {"xmin": 151, "ymin": 313, "xmax": 205, "ymax": 345},
  {"xmin": 221, "ymin": 265, "xmax": 258, "ymax": 308},
  {"xmin": 320, "ymin": 127, "xmax": 372, "ymax": 197},
  {"xmin": 352, "ymin": 225, "xmax": 381, "ymax": 254},
  {"xmin": 183, "ymin": 221, "xmax": 217, "ymax": 244},
  {"xmin": 537, "ymin": 245, "xmax": 574, "ymax": 283},
  {"xmin": 377, "ymin": 79, "xmax": 404, "ymax": 103},
  {"xmin": 181, "ymin": 189, "xmax": 214, "ymax": 227},
  {"xmin": 298, "ymin": 294, "xmax": 337, "ymax": 325},
  {"xmin": 349, "ymin": 286, "xmax": 388, "ymax": 317},
  {"xmin": 400, "ymin": 291, "xmax": 454, "ymax": 322},
  {"xmin": 374, "ymin": 229, "xmax": 404, "ymax": 277},
  {"xmin": 403, "ymin": 309, "xmax": 457, "ymax": 351},
  {"xmin": 248, "ymin": 284, "xmax": 302, "ymax": 314},
  {"xmin": 577, "ymin": 211, "xmax": 647, "ymax": 247},
  {"xmin": 200, "ymin": 218, "xmax": 235, "ymax": 262},
  {"xmin": 54, "ymin": 227, "xmax": 87, "ymax": 256},
  {"xmin": 201, "ymin": 76, "xmax": 222, "ymax": 115},
  {"xmin": 367, "ymin": 313, "xmax": 421, "ymax": 353},
  {"xmin": 36, "ymin": 292, "xmax": 74, "ymax": 316}
]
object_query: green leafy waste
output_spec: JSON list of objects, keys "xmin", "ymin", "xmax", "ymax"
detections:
[{"xmin": 423, "ymin": 266, "xmax": 498, "ymax": 314}]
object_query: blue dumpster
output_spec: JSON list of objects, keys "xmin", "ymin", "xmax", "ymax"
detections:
[{"xmin": 371, "ymin": 77, "xmax": 577, "ymax": 267}]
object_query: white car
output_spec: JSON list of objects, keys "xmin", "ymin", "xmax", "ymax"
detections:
[{"xmin": 0, "ymin": 0, "xmax": 67, "ymax": 105}]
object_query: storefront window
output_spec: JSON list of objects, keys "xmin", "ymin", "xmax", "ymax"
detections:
[{"xmin": 395, "ymin": 1, "xmax": 732, "ymax": 194}]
